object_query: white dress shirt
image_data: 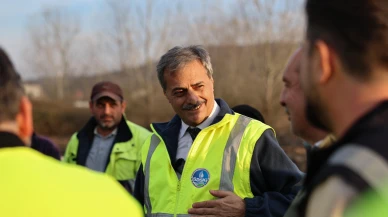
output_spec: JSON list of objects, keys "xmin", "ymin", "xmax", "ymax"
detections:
[{"xmin": 176, "ymin": 101, "xmax": 220, "ymax": 160}]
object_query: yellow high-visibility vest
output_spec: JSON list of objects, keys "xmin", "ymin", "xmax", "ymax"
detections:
[
  {"xmin": 142, "ymin": 113, "xmax": 272, "ymax": 217},
  {"xmin": 0, "ymin": 147, "xmax": 143, "ymax": 217},
  {"xmin": 64, "ymin": 119, "xmax": 151, "ymax": 181}
]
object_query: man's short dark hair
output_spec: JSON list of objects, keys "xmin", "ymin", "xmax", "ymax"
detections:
[
  {"xmin": 305, "ymin": 0, "xmax": 388, "ymax": 80},
  {"xmin": 0, "ymin": 47, "xmax": 24, "ymax": 122}
]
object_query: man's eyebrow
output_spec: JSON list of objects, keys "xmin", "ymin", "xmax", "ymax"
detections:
[{"xmin": 192, "ymin": 81, "xmax": 204, "ymax": 86}]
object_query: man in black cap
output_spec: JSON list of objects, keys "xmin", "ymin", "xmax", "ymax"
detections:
[{"xmin": 63, "ymin": 81, "xmax": 151, "ymax": 193}]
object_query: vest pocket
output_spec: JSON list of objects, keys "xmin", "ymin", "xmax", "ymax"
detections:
[{"xmin": 111, "ymin": 145, "xmax": 139, "ymax": 180}]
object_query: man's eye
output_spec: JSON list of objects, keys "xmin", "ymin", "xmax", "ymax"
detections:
[{"xmin": 174, "ymin": 91, "xmax": 184, "ymax": 96}]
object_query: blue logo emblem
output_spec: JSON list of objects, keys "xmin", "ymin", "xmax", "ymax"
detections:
[{"xmin": 191, "ymin": 168, "xmax": 210, "ymax": 188}]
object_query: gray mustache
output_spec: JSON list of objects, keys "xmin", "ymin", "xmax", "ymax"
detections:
[{"xmin": 182, "ymin": 100, "xmax": 205, "ymax": 110}]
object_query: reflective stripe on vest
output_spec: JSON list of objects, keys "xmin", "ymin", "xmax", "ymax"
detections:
[
  {"xmin": 219, "ymin": 115, "xmax": 251, "ymax": 192},
  {"xmin": 144, "ymin": 135, "xmax": 161, "ymax": 214},
  {"xmin": 143, "ymin": 115, "xmax": 253, "ymax": 216},
  {"xmin": 329, "ymin": 144, "xmax": 388, "ymax": 200}
]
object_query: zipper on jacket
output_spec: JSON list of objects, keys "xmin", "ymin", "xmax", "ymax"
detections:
[{"xmin": 174, "ymin": 180, "xmax": 181, "ymax": 217}]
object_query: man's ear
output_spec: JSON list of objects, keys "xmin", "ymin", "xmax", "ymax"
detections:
[
  {"xmin": 16, "ymin": 96, "xmax": 33, "ymax": 145},
  {"xmin": 315, "ymin": 40, "xmax": 335, "ymax": 84}
]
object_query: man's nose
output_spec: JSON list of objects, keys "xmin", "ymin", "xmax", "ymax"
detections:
[
  {"xmin": 103, "ymin": 105, "xmax": 112, "ymax": 114},
  {"xmin": 187, "ymin": 89, "xmax": 199, "ymax": 104}
]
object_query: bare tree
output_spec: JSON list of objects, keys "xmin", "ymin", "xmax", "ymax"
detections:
[
  {"xmin": 25, "ymin": 7, "xmax": 80, "ymax": 100},
  {"xmin": 238, "ymin": 0, "xmax": 303, "ymax": 127},
  {"xmin": 135, "ymin": 0, "xmax": 175, "ymax": 124},
  {"xmin": 102, "ymin": 0, "xmax": 135, "ymax": 74},
  {"xmin": 100, "ymin": 0, "xmax": 177, "ymax": 124}
]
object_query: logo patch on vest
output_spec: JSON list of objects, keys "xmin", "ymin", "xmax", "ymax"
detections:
[{"xmin": 191, "ymin": 168, "xmax": 210, "ymax": 188}]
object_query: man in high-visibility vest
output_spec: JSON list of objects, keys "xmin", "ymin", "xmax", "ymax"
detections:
[
  {"xmin": 134, "ymin": 45, "xmax": 303, "ymax": 217},
  {"xmin": 0, "ymin": 47, "xmax": 143, "ymax": 217},
  {"xmin": 63, "ymin": 81, "xmax": 151, "ymax": 193}
]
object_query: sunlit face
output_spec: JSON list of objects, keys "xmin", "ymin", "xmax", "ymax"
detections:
[
  {"xmin": 164, "ymin": 60, "xmax": 215, "ymax": 126},
  {"xmin": 300, "ymin": 42, "xmax": 330, "ymax": 131},
  {"xmin": 89, "ymin": 97, "xmax": 125, "ymax": 131},
  {"xmin": 280, "ymin": 49, "xmax": 312, "ymax": 137}
]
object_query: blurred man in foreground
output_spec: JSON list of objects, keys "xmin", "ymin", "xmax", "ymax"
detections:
[
  {"xmin": 295, "ymin": 0, "xmax": 388, "ymax": 216},
  {"xmin": 0, "ymin": 47, "xmax": 143, "ymax": 217}
]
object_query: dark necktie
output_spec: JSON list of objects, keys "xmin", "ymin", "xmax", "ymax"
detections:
[
  {"xmin": 175, "ymin": 158, "xmax": 185, "ymax": 175},
  {"xmin": 187, "ymin": 127, "xmax": 201, "ymax": 141}
]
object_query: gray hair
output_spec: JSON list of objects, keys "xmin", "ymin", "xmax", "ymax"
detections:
[
  {"xmin": 0, "ymin": 47, "xmax": 24, "ymax": 122},
  {"xmin": 157, "ymin": 45, "xmax": 214, "ymax": 91}
]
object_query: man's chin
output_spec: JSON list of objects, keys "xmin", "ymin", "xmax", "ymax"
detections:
[{"xmin": 99, "ymin": 123, "xmax": 117, "ymax": 131}]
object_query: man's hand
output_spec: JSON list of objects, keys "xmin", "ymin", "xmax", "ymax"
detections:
[{"xmin": 188, "ymin": 190, "xmax": 245, "ymax": 217}]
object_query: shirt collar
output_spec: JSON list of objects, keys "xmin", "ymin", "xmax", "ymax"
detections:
[
  {"xmin": 94, "ymin": 127, "xmax": 118, "ymax": 138},
  {"xmin": 179, "ymin": 100, "xmax": 220, "ymax": 139}
]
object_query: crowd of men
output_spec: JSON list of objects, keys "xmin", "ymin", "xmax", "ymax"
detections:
[{"xmin": 1, "ymin": 0, "xmax": 388, "ymax": 216}]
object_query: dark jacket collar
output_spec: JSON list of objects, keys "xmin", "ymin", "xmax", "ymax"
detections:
[
  {"xmin": 76, "ymin": 115, "xmax": 133, "ymax": 166},
  {"xmin": 301, "ymin": 100, "xmax": 388, "ymax": 214},
  {"xmin": 0, "ymin": 131, "xmax": 25, "ymax": 148},
  {"xmin": 335, "ymin": 100, "xmax": 388, "ymax": 146},
  {"xmin": 152, "ymin": 98, "xmax": 234, "ymax": 163},
  {"xmin": 305, "ymin": 100, "xmax": 388, "ymax": 183}
]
